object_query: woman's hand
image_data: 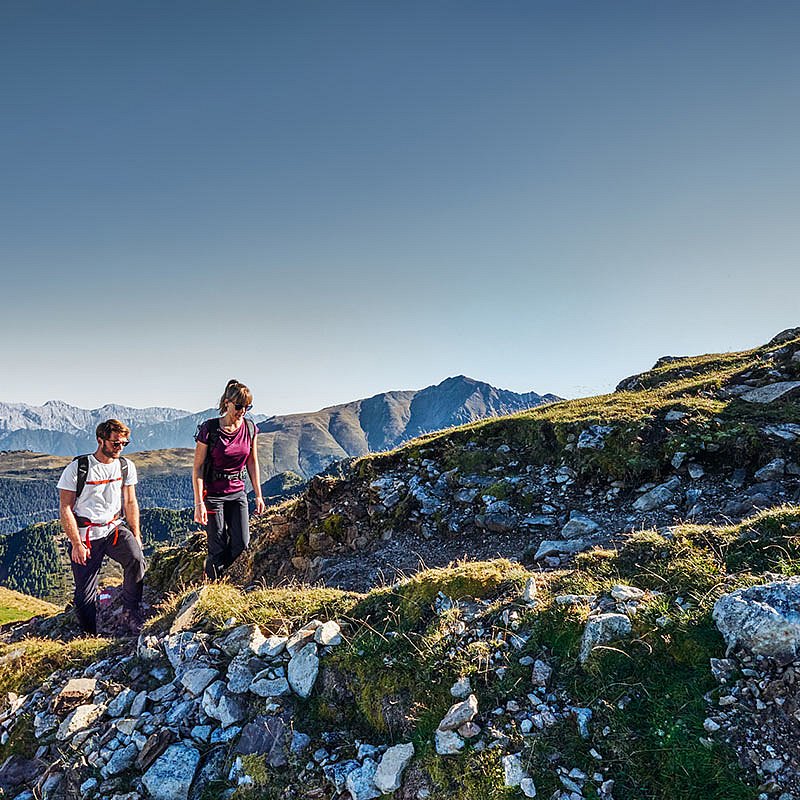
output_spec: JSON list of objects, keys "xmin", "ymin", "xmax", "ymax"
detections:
[
  {"xmin": 194, "ymin": 503, "xmax": 208, "ymax": 525},
  {"xmin": 254, "ymin": 496, "xmax": 266, "ymax": 515}
]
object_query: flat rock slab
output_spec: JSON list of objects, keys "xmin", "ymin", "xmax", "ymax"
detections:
[
  {"xmin": 740, "ymin": 381, "xmax": 800, "ymax": 404},
  {"xmin": 236, "ymin": 714, "xmax": 291, "ymax": 767},
  {"xmin": 54, "ymin": 678, "xmax": 96, "ymax": 710},
  {"xmin": 57, "ymin": 703, "xmax": 105, "ymax": 741}
]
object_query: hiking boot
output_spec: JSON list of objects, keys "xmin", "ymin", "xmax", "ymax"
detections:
[{"xmin": 119, "ymin": 607, "xmax": 145, "ymax": 635}]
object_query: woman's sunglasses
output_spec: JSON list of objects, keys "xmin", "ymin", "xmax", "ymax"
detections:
[{"xmin": 232, "ymin": 403, "xmax": 253, "ymax": 411}]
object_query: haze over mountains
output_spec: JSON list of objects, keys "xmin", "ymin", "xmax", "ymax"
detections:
[{"xmin": 0, "ymin": 377, "xmax": 558, "ymax": 478}]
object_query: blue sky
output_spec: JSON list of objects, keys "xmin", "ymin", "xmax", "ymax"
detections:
[{"xmin": 2, "ymin": 2, "xmax": 799, "ymax": 415}]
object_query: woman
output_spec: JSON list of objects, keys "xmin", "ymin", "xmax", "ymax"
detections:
[{"xmin": 193, "ymin": 379, "xmax": 266, "ymax": 580}]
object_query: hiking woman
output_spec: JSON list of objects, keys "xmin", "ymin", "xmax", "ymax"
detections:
[{"xmin": 193, "ymin": 379, "xmax": 266, "ymax": 579}]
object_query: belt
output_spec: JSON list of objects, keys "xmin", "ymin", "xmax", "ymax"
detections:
[
  {"xmin": 212, "ymin": 468, "xmax": 247, "ymax": 481},
  {"xmin": 75, "ymin": 514, "xmax": 122, "ymax": 549}
]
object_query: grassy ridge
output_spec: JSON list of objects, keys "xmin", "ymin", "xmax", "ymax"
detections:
[{"xmin": 0, "ymin": 586, "xmax": 58, "ymax": 626}]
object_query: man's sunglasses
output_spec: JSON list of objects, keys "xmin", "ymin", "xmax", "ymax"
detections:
[
  {"xmin": 233, "ymin": 403, "xmax": 253, "ymax": 412},
  {"xmin": 105, "ymin": 439, "xmax": 130, "ymax": 448}
]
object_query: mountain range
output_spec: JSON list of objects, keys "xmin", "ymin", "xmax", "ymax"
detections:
[{"xmin": 0, "ymin": 377, "xmax": 559, "ymax": 479}]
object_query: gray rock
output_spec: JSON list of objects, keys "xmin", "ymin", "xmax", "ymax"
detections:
[
  {"xmin": 129, "ymin": 690, "xmax": 148, "ymax": 718},
  {"xmin": 323, "ymin": 759, "xmax": 361, "ymax": 793},
  {"xmin": 740, "ymin": 381, "xmax": 800, "ymax": 404},
  {"xmin": 502, "ymin": 753, "xmax": 527, "ymax": 788},
  {"xmin": 142, "ymin": 743, "xmax": 200, "ymax": 800},
  {"xmin": 579, "ymin": 613, "xmax": 632, "ymax": 663},
  {"xmin": 561, "ymin": 512, "xmax": 599, "ymax": 539},
  {"xmin": 288, "ymin": 643, "xmax": 319, "ymax": 698},
  {"xmin": 236, "ymin": 714, "xmax": 290, "ymax": 767},
  {"xmin": 713, "ymin": 578, "xmax": 800, "ymax": 663},
  {"xmin": 577, "ymin": 425, "xmax": 613, "ymax": 450},
  {"xmin": 450, "ymin": 677, "xmax": 472, "ymax": 698},
  {"xmin": 169, "ymin": 589, "xmax": 202, "ymax": 634},
  {"xmin": 257, "ymin": 635, "xmax": 288, "ymax": 658},
  {"xmin": 434, "ymin": 728, "xmax": 464, "ymax": 755},
  {"xmin": 286, "ymin": 624, "xmax": 320, "ymax": 656},
  {"xmin": 55, "ymin": 678, "xmax": 96, "ymax": 709},
  {"xmin": 633, "ymin": 479, "xmax": 679, "ymax": 512},
  {"xmin": 687, "ymin": 463, "xmax": 705, "ymax": 480},
  {"xmin": 438, "ymin": 694, "xmax": 478, "ymax": 731},
  {"xmin": 101, "ymin": 743, "xmax": 138, "ymax": 778},
  {"xmin": 180, "ymin": 668, "xmax": 219, "ymax": 697},
  {"xmin": 226, "ymin": 654, "xmax": 255, "ymax": 694},
  {"xmin": 665, "ymin": 411, "xmax": 687, "ymax": 422},
  {"xmin": 218, "ymin": 624, "xmax": 266, "ymax": 658},
  {"xmin": 754, "ymin": 458, "xmax": 786, "ymax": 482},
  {"xmin": 107, "ymin": 688, "xmax": 135, "ymax": 718},
  {"xmin": 762, "ymin": 423, "xmax": 800, "ymax": 441},
  {"xmin": 610, "ymin": 584, "xmax": 645, "ymax": 602},
  {"xmin": 533, "ymin": 539, "xmax": 591, "ymax": 561},
  {"xmin": 202, "ymin": 681, "xmax": 245, "ymax": 728},
  {"xmin": 164, "ymin": 632, "xmax": 207, "ymax": 669},
  {"xmin": 531, "ymin": 660, "xmax": 552, "ymax": 687},
  {"xmin": 346, "ymin": 758, "xmax": 381, "ymax": 800},
  {"xmin": 671, "ymin": 451, "xmax": 688, "ymax": 469},
  {"xmin": 521, "ymin": 515, "xmax": 557, "ymax": 528},
  {"xmin": 249, "ymin": 675, "xmax": 291, "ymax": 698}
]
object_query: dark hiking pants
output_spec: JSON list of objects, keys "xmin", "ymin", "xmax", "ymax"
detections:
[
  {"xmin": 204, "ymin": 491, "xmax": 250, "ymax": 580},
  {"xmin": 70, "ymin": 525, "xmax": 146, "ymax": 635}
]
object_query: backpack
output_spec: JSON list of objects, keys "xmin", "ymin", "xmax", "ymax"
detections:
[
  {"xmin": 200, "ymin": 418, "xmax": 256, "ymax": 488},
  {"xmin": 73, "ymin": 454, "xmax": 129, "ymax": 519}
]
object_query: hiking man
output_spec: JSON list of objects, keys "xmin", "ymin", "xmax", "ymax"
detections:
[{"xmin": 57, "ymin": 419, "xmax": 146, "ymax": 634}]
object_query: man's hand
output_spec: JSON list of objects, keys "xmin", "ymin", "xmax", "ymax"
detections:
[
  {"xmin": 254, "ymin": 497, "xmax": 266, "ymax": 515},
  {"xmin": 71, "ymin": 541, "xmax": 90, "ymax": 565},
  {"xmin": 194, "ymin": 504, "xmax": 208, "ymax": 526}
]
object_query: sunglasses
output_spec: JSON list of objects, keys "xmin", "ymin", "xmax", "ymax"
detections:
[
  {"xmin": 105, "ymin": 439, "xmax": 130, "ymax": 448},
  {"xmin": 232, "ymin": 403, "xmax": 253, "ymax": 411}
]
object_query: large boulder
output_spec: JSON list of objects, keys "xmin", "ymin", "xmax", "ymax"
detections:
[{"xmin": 713, "ymin": 578, "xmax": 800, "ymax": 663}]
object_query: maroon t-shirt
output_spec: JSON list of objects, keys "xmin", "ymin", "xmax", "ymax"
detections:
[{"xmin": 195, "ymin": 418, "xmax": 253, "ymax": 496}]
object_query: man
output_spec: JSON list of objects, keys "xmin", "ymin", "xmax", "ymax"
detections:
[{"xmin": 57, "ymin": 419, "xmax": 146, "ymax": 635}]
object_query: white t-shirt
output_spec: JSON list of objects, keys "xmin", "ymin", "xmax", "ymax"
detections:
[{"xmin": 57, "ymin": 455, "xmax": 138, "ymax": 540}]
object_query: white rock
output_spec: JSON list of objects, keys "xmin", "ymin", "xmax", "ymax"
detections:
[
  {"xmin": 523, "ymin": 577, "xmax": 537, "ymax": 603},
  {"xmin": 288, "ymin": 643, "xmax": 320, "ymax": 698},
  {"xmin": 610, "ymin": 584, "xmax": 645, "ymax": 602},
  {"xmin": 314, "ymin": 621, "xmax": 342, "ymax": 646},
  {"xmin": 438, "ymin": 694, "xmax": 478, "ymax": 731},
  {"xmin": 57, "ymin": 703, "xmax": 106, "ymax": 741},
  {"xmin": 561, "ymin": 513, "xmax": 600, "ymax": 539},
  {"xmin": 107, "ymin": 688, "xmax": 135, "ymax": 718},
  {"xmin": 713, "ymin": 578, "xmax": 800, "ymax": 662},
  {"xmin": 531, "ymin": 660, "xmax": 552, "ymax": 687},
  {"xmin": 374, "ymin": 742, "xmax": 414, "ymax": 793},
  {"xmin": 520, "ymin": 777, "xmax": 537, "ymax": 797},
  {"xmin": 579, "ymin": 613, "xmax": 632, "ymax": 663},
  {"xmin": 502, "ymin": 753, "xmax": 526, "ymax": 787},
  {"xmin": 449, "ymin": 677, "xmax": 472, "ymax": 698}
]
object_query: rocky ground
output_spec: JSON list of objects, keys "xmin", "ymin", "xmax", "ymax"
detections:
[{"xmin": 2, "ymin": 328, "xmax": 800, "ymax": 800}]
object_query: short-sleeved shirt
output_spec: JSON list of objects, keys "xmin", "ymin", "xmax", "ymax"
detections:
[
  {"xmin": 195, "ymin": 418, "xmax": 253, "ymax": 496},
  {"xmin": 57, "ymin": 455, "xmax": 138, "ymax": 540}
]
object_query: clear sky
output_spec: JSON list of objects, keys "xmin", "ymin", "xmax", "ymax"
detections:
[{"xmin": 2, "ymin": 1, "xmax": 799, "ymax": 415}]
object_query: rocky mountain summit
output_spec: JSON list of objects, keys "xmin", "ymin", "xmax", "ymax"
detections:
[{"xmin": 1, "ymin": 328, "xmax": 800, "ymax": 800}]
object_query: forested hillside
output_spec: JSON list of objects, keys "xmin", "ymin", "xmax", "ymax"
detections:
[{"xmin": 0, "ymin": 508, "xmax": 198, "ymax": 602}]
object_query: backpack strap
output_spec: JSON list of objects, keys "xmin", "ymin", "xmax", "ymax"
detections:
[
  {"xmin": 119, "ymin": 456, "xmax": 128, "ymax": 518},
  {"xmin": 201, "ymin": 418, "xmax": 222, "ymax": 490},
  {"xmin": 73, "ymin": 455, "xmax": 90, "ymax": 498},
  {"xmin": 246, "ymin": 418, "xmax": 256, "ymax": 441}
]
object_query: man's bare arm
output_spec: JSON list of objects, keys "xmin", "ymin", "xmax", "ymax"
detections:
[{"xmin": 60, "ymin": 489, "xmax": 89, "ymax": 565}]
